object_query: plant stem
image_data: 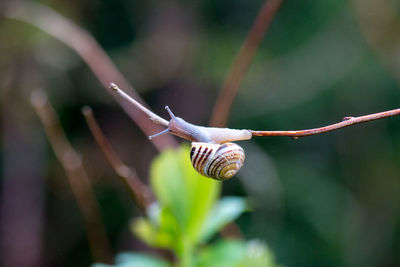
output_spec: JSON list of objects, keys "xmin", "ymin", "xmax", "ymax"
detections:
[{"xmin": 179, "ymin": 241, "xmax": 194, "ymax": 267}]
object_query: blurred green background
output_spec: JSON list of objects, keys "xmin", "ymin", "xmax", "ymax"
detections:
[{"xmin": 1, "ymin": 0, "xmax": 400, "ymax": 266}]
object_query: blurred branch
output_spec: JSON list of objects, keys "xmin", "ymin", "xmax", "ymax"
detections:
[
  {"xmin": 82, "ymin": 106, "xmax": 153, "ymax": 212},
  {"xmin": 1, "ymin": 86, "xmax": 45, "ymax": 267},
  {"xmin": 251, "ymin": 108, "xmax": 400, "ymax": 138},
  {"xmin": 351, "ymin": 0, "xmax": 399, "ymax": 45},
  {"xmin": 31, "ymin": 90, "xmax": 112, "ymax": 263},
  {"xmin": 220, "ymin": 221, "xmax": 244, "ymax": 239},
  {"xmin": 3, "ymin": 1, "xmax": 177, "ymax": 151},
  {"xmin": 209, "ymin": 0, "xmax": 285, "ymax": 127},
  {"xmin": 351, "ymin": 0, "xmax": 400, "ymax": 84}
]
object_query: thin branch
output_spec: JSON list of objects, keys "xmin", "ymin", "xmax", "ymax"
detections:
[
  {"xmin": 251, "ymin": 107, "xmax": 400, "ymax": 138},
  {"xmin": 82, "ymin": 106, "xmax": 153, "ymax": 212},
  {"xmin": 31, "ymin": 90, "xmax": 112, "ymax": 263},
  {"xmin": 110, "ymin": 84, "xmax": 400, "ymax": 139},
  {"xmin": 209, "ymin": 0, "xmax": 285, "ymax": 127},
  {"xmin": 3, "ymin": 1, "xmax": 177, "ymax": 151}
]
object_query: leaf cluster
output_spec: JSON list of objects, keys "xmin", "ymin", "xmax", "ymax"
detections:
[{"xmin": 93, "ymin": 145, "xmax": 280, "ymax": 267}]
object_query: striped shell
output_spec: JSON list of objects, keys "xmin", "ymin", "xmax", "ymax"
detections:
[{"xmin": 190, "ymin": 142, "xmax": 245, "ymax": 180}]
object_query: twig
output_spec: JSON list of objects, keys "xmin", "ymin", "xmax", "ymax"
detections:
[
  {"xmin": 110, "ymin": 84, "xmax": 400, "ymax": 139},
  {"xmin": 31, "ymin": 90, "xmax": 112, "ymax": 263},
  {"xmin": 251, "ymin": 107, "xmax": 400, "ymax": 138},
  {"xmin": 209, "ymin": 0, "xmax": 285, "ymax": 127},
  {"xmin": 82, "ymin": 106, "xmax": 153, "ymax": 212},
  {"xmin": 3, "ymin": 1, "xmax": 177, "ymax": 151}
]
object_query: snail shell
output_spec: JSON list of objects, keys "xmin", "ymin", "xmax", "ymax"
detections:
[{"xmin": 190, "ymin": 142, "xmax": 245, "ymax": 180}]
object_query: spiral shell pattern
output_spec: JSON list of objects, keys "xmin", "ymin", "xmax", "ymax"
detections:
[{"xmin": 190, "ymin": 142, "xmax": 245, "ymax": 180}]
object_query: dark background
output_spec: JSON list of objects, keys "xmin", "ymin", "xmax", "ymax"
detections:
[{"xmin": 1, "ymin": 0, "xmax": 400, "ymax": 266}]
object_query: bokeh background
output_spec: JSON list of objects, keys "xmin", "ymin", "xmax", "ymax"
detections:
[{"xmin": 1, "ymin": 0, "xmax": 400, "ymax": 266}]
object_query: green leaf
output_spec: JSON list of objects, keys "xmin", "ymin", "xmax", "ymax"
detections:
[
  {"xmin": 199, "ymin": 197, "xmax": 248, "ymax": 243},
  {"xmin": 195, "ymin": 239, "xmax": 247, "ymax": 267},
  {"xmin": 131, "ymin": 206, "xmax": 179, "ymax": 249},
  {"xmin": 131, "ymin": 218, "xmax": 161, "ymax": 248},
  {"xmin": 239, "ymin": 240, "xmax": 281, "ymax": 267},
  {"xmin": 150, "ymin": 145, "xmax": 221, "ymax": 251},
  {"xmin": 116, "ymin": 253, "xmax": 170, "ymax": 267},
  {"xmin": 195, "ymin": 239, "xmax": 281, "ymax": 267},
  {"xmin": 92, "ymin": 252, "xmax": 170, "ymax": 267}
]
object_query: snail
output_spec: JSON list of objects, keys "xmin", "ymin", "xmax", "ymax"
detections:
[
  {"xmin": 110, "ymin": 83, "xmax": 251, "ymax": 180},
  {"xmin": 149, "ymin": 106, "xmax": 252, "ymax": 180}
]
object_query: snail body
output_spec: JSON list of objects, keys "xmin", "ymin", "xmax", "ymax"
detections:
[
  {"xmin": 168, "ymin": 115, "xmax": 252, "ymax": 144},
  {"xmin": 149, "ymin": 106, "xmax": 251, "ymax": 180}
]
